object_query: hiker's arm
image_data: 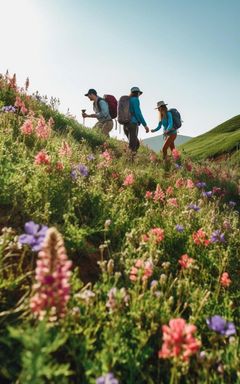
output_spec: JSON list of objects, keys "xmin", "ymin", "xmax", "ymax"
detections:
[
  {"xmin": 151, "ymin": 122, "xmax": 162, "ymax": 132},
  {"xmin": 82, "ymin": 112, "xmax": 97, "ymax": 118},
  {"xmin": 132, "ymin": 98, "xmax": 147, "ymax": 127},
  {"xmin": 166, "ymin": 112, "xmax": 173, "ymax": 132}
]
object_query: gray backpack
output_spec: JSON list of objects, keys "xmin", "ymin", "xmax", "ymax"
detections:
[{"xmin": 117, "ymin": 96, "xmax": 131, "ymax": 125}]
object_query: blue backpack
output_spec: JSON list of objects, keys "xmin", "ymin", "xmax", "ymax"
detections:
[{"xmin": 169, "ymin": 108, "xmax": 182, "ymax": 129}]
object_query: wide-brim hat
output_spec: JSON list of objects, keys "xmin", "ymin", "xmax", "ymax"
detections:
[
  {"xmin": 130, "ymin": 86, "xmax": 143, "ymax": 95},
  {"xmin": 85, "ymin": 88, "xmax": 97, "ymax": 96},
  {"xmin": 155, "ymin": 101, "xmax": 168, "ymax": 109}
]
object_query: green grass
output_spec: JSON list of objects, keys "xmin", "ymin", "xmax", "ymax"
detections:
[{"xmin": 180, "ymin": 115, "xmax": 240, "ymax": 159}]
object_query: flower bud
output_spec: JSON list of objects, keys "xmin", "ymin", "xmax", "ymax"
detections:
[{"xmin": 107, "ymin": 259, "xmax": 114, "ymax": 274}]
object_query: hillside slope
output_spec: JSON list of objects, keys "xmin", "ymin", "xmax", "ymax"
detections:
[
  {"xmin": 143, "ymin": 134, "xmax": 191, "ymax": 152},
  {"xmin": 180, "ymin": 115, "xmax": 240, "ymax": 159}
]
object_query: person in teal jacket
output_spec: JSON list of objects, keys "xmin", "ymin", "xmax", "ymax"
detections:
[
  {"xmin": 151, "ymin": 101, "xmax": 177, "ymax": 160},
  {"xmin": 123, "ymin": 87, "xmax": 149, "ymax": 156}
]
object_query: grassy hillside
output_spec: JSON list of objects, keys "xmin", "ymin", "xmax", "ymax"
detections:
[
  {"xmin": 180, "ymin": 115, "xmax": 240, "ymax": 160},
  {"xmin": 0, "ymin": 73, "xmax": 239, "ymax": 384}
]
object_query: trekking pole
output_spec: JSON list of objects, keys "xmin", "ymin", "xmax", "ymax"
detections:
[{"xmin": 81, "ymin": 109, "xmax": 86, "ymax": 126}]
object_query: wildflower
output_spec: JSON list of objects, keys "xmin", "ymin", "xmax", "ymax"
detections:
[
  {"xmin": 175, "ymin": 163, "xmax": 182, "ymax": 169},
  {"xmin": 59, "ymin": 141, "xmax": 72, "ymax": 157},
  {"xmin": 123, "ymin": 173, "xmax": 134, "ymax": 186},
  {"xmin": 71, "ymin": 164, "xmax": 89, "ymax": 179},
  {"xmin": 101, "ymin": 150, "xmax": 112, "ymax": 162},
  {"xmin": 202, "ymin": 191, "xmax": 213, "ymax": 198},
  {"xmin": 167, "ymin": 198, "xmax": 178, "ymax": 207},
  {"xmin": 185, "ymin": 162, "xmax": 193, "ymax": 172},
  {"xmin": 154, "ymin": 184, "xmax": 165, "ymax": 202},
  {"xmin": 104, "ymin": 219, "xmax": 111, "ymax": 229},
  {"xmin": 19, "ymin": 221, "xmax": 48, "ymax": 252},
  {"xmin": 166, "ymin": 186, "xmax": 174, "ymax": 196},
  {"xmin": 34, "ymin": 150, "xmax": 51, "ymax": 165},
  {"xmin": 96, "ymin": 373, "xmax": 119, "ymax": 384},
  {"xmin": 145, "ymin": 191, "xmax": 153, "ymax": 199},
  {"xmin": 111, "ymin": 172, "xmax": 119, "ymax": 179},
  {"xmin": 20, "ymin": 119, "xmax": 34, "ymax": 135},
  {"xmin": 56, "ymin": 161, "xmax": 64, "ymax": 171},
  {"xmin": 229, "ymin": 201, "xmax": 236, "ymax": 208},
  {"xmin": 188, "ymin": 203, "xmax": 200, "ymax": 211},
  {"xmin": 106, "ymin": 287, "xmax": 129, "ymax": 311},
  {"xmin": 144, "ymin": 227, "xmax": 165, "ymax": 243},
  {"xmin": 35, "ymin": 116, "xmax": 51, "ymax": 139},
  {"xmin": 87, "ymin": 153, "xmax": 95, "ymax": 161},
  {"xmin": 212, "ymin": 186, "xmax": 223, "ymax": 196},
  {"xmin": 206, "ymin": 315, "xmax": 236, "ymax": 336},
  {"xmin": 210, "ymin": 230, "xmax": 225, "ymax": 243},
  {"xmin": 149, "ymin": 152, "xmax": 157, "ymax": 162},
  {"xmin": 195, "ymin": 181, "xmax": 206, "ymax": 189},
  {"xmin": 220, "ymin": 272, "xmax": 232, "ymax": 287},
  {"xmin": 192, "ymin": 228, "xmax": 210, "ymax": 246},
  {"xmin": 30, "ymin": 227, "xmax": 72, "ymax": 320},
  {"xmin": 175, "ymin": 224, "xmax": 184, "ymax": 233},
  {"xmin": 175, "ymin": 178, "xmax": 185, "ymax": 188},
  {"xmin": 130, "ymin": 259, "xmax": 153, "ymax": 282},
  {"xmin": 159, "ymin": 318, "xmax": 201, "ymax": 361},
  {"xmin": 186, "ymin": 179, "xmax": 195, "ymax": 189},
  {"xmin": 178, "ymin": 254, "xmax": 194, "ymax": 269},
  {"xmin": 172, "ymin": 148, "xmax": 181, "ymax": 161},
  {"xmin": 1, "ymin": 105, "xmax": 17, "ymax": 113},
  {"xmin": 75, "ymin": 289, "xmax": 95, "ymax": 304}
]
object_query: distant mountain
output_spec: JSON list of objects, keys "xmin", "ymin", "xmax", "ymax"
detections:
[
  {"xmin": 142, "ymin": 134, "xmax": 192, "ymax": 152},
  {"xmin": 179, "ymin": 115, "xmax": 240, "ymax": 159}
]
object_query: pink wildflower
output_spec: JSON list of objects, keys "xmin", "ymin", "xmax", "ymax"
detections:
[
  {"xmin": 145, "ymin": 191, "xmax": 153, "ymax": 199},
  {"xmin": 59, "ymin": 141, "xmax": 72, "ymax": 157},
  {"xmin": 175, "ymin": 178, "xmax": 185, "ymax": 188},
  {"xmin": 130, "ymin": 259, "xmax": 153, "ymax": 282},
  {"xmin": 149, "ymin": 227, "xmax": 165, "ymax": 243},
  {"xmin": 56, "ymin": 161, "xmax": 64, "ymax": 171},
  {"xmin": 192, "ymin": 228, "xmax": 210, "ymax": 246},
  {"xmin": 172, "ymin": 148, "xmax": 181, "ymax": 161},
  {"xmin": 220, "ymin": 272, "xmax": 232, "ymax": 287},
  {"xmin": 166, "ymin": 186, "xmax": 174, "ymax": 196},
  {"xmin": 30, "ymin": 227, "xmax": 72, "ymax": 320},
  {"xmin": 167, "ymin": 198, "xmax": 178, "ymax": 207},
  {"xmin": 159, "ymin": 318, "xmax": 201, "ymax": 361},
  {"xmin": 154, "ymin": 184, "xmax": 165, "ymax": 202},
  {"xmin": 178, "ymin": 254, "xmax": 194, "ymax": 269},
  {"xmin": 20, "ymin": 119, "xmax": 34, "ymax": 135},
  {"xmin": 35, "ymin": 116, "xmax": 51, "ymax": 139},
  {"xmin": 123, "ymin": 173, "xmax": 134, "ymax": 186},
  {"xmin": 101, "ymin": 150, "xmax": 112, "ymax": 162},
  {"xmin": 186, "ymin": 179, "xmax": 195, "ymax": 189},
  {"xmin": 34, "ymin": 150, "xmax": 51, "ymax": 166}
]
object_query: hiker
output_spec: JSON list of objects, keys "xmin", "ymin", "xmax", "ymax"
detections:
[
  {"xmin": 83, "ymin": 89, "xmax": 113, "ymax": 137},
  {"xmin": 151, "ymin": 101, "xmax": 178, "ymax": 160},
  {"xmin": 121, "ymin": 86, "xmax": 150, "ymax": 155}
]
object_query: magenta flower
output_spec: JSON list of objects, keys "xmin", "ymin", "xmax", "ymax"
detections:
[{"xmin": 19, "ymin": 221, "xmax": 48, "ymax": 252}]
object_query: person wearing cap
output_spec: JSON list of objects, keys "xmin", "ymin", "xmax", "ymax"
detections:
[
  {"xmin": 151, "ymin": 101, "xmax": 177, "ymax": 160},
  {"xmin": 83, "ymin": 89, "xmax": 113, "ymax": 137},
  {"xmin": 123, "ymin": 86, "xmax": 149, "ymax": 155}
]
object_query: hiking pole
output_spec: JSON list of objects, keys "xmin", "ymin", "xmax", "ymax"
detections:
[{"xmin": 81, "ymin": 109, "xmax": 86, "ymax": 126}]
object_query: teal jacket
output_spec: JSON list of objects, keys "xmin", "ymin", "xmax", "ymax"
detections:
[
  {"xmin": 129, "ymin": 96, "xmax": 147, "ymax": 127},
  {"xmin": 152, "ymin": 111, "xmax": 177, "ymax": 135}
]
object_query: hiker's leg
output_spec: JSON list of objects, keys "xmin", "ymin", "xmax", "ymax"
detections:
[
  {"xmin": 102, "ymin": 120, "xmax": 113, "ymax": 137},
  {"xmin": 162, "ymin": 136, "xmax": 171, "ymax": 159},
  {"xmin": 128, "ymin": 123, "xmax": 139, "ymax": 152},
  {"xmin": 169, "ymin": 134, "xmax": 177, "ymax": 151}
]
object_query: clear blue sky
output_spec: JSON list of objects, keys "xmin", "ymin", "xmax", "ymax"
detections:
[{"xmin": 0, "ymin": 0, "xmax": 239, "ymax": 140}]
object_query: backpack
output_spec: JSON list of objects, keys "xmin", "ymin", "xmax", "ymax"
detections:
[
  {"xmin": 97, "ymin": 95, "xmax": 118, "ymax": 119},
  {"xmin": 168, "ymin": 108, "xmax": 182, "ymax": 129},
  {"xmin": 117, "ymin": 96, "xmax": 131, "ymax": 125}
]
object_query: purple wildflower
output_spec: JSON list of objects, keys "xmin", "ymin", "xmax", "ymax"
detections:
[
  {"xmin": 87, "ymin": 153, "xmax": 95, "ymax": 161},
  {"xmin": 175, "ymin": 163, "xmax": 182, "ymax": 169},
  {"xmin": 1, "ymin": 105, "xmax": 17, "ymax": 113},
  {"xmin": 202, "ymin": 191, "xmax": 213, "ymax": 198},
  {"xmin": 195, "ymin": 182, "xmax": 206, "ymax": 189},
  {"xmin": 206, "ymin": 315, "xmax": 236, "ymax": 337},
  {"xmin": 188, "ymin": 204, "xmax": 200, "ymax": 211},
  {"xmin": 210, "ymin": 230, "xmax": 225, "ymax": 243},
  {"xmin": 176, "ymin": 224, "xmax": 184, "ymax": 233},
  {"xmin": 96, "ymin": 373, "xmax": 119, "ymax": 384},
  {"xmin": 229, "ymin": 201, "xmax": 236, "ymax": 208},
  {"xmin": 19, "ymin": 221, "xmax": 48, "ymax": 252},
  {"xmin": 71, "ymin": 164, "xmax": 89, "ymax": 179}
]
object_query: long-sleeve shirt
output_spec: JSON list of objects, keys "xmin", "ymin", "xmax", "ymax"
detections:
[
  {"xmin": 151, "ymin": 111, "xmax": 177, "ymax": 135},
  {"xmin": 93, "ymin": 97, "xmax": 111, "ymax": 122},
  {"xmin": 130, "ymin": 96, "xmax": 147, "ymax": 127}
]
